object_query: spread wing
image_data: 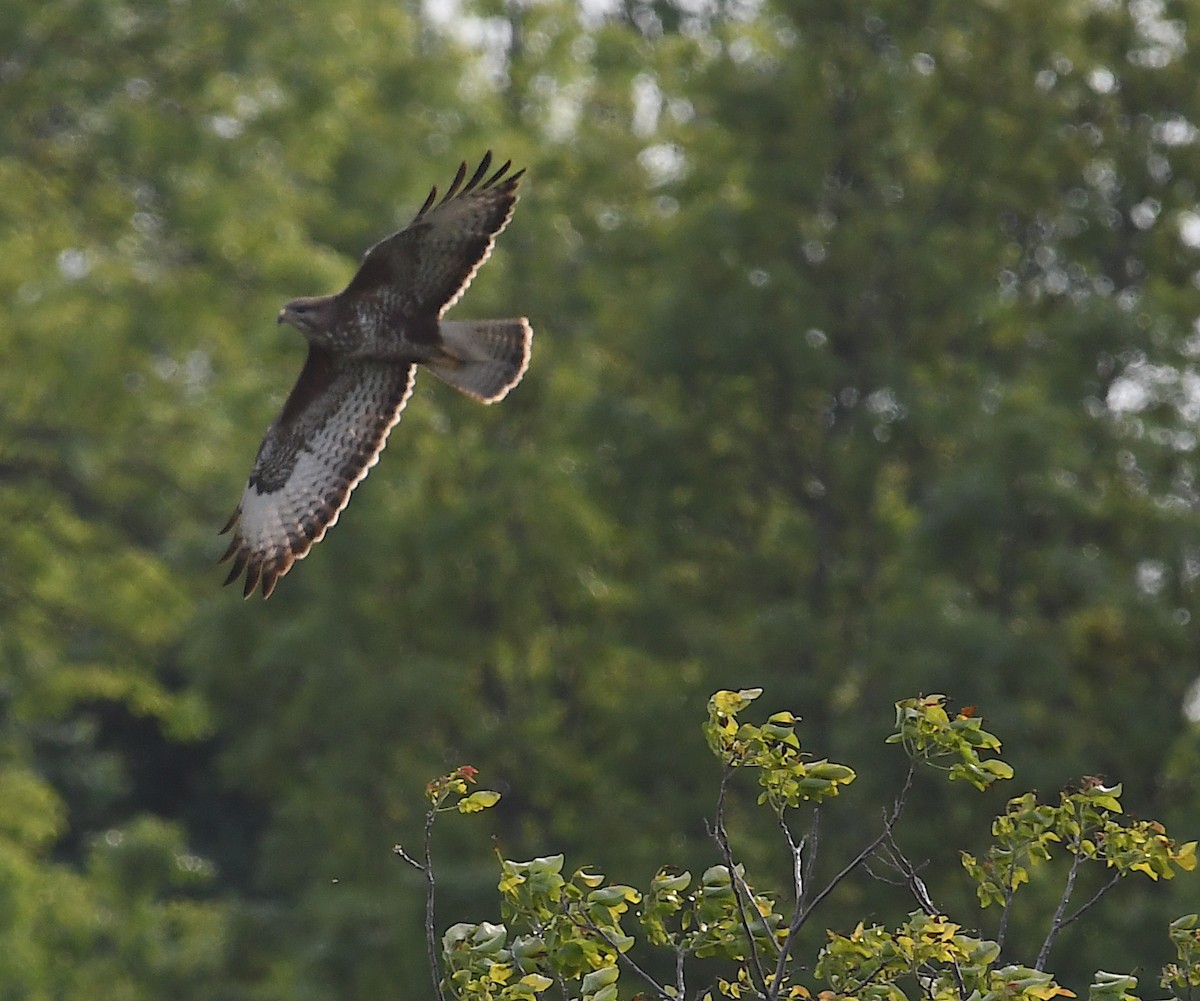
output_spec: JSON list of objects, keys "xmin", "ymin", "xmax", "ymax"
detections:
[
  {"xmin": 341, "ymin": 151, "xmax": 524, "ymax": 318},
  {"xmin": 220, "ymin": 348, "xmax": 416, "ymax": 598}
]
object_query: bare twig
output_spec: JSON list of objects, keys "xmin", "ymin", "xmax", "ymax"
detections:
[
  {"xmin": 676, "ymin": 945, "xmax": 688, "ymax": 1001},
  {"xmin": 1035, "ymin": 843, "xmax": 1084, "ymax": 972},
  {"xmin": 862, "ymin": 860, "xmax": 906, "ymax": 887},
  {"xmin": 423, "ymin": 809, "xmax": 445, "ymax": 1001},
  {"xmin": 1060, "ymin": 871, "xmax": 1121, "ymax": 928},
  {"xmin": 574, "ymin": 909, "xmax": 674, "ymax": 1001},
  {"xmin": 769, "ymin": 764, "xmax": 916, "ymax": 996},
  {"xmin": 996, "ymin": 877, "xmax": 1015, "ymax": 951},
  {"xmin": 777, "ymin": 813, "xmax": 807, "ymax": 913},
  {"xmin": 802, "ymin": 808, "xmax": 820, "ymax": 910},
  {"xmin": 800, "ymin": 765, "xmax": 914, "ymax": 921},
  {"xmin": 711, "ymin": 770, "xmax": 774, "ymax": 997},
  {"xmin": 393, "ymin": 808, "xmax": 445, "ymax": 1001},
  {"xmin": 886, "ymin": 843, "xmax": 937, "ymax": 918},
  {"xmin": 875, "ymin": 833, "xmax": 968, "ymax": 1001},
  {"xmin": 393, "ymin": 843, "xmax": 424, "ymax": 871},
  {"xmin": 839, "ymin": 960, "xmax": 896, "ymax": 997}
]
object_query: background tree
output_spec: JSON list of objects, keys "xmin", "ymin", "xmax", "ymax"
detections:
[{"xmin": 1, "ymin": 0, "xmax": 1198, "ymax": 997}]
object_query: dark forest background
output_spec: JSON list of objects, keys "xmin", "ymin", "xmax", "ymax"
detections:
[{"xmin": 2, "ymin": 0, "xmax": 1200, "ymax": 996}]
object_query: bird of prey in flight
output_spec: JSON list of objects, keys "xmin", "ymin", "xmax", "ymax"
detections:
[{"xmin": 220, "ymin": 152, "xmax": 531, "ymax": 598}]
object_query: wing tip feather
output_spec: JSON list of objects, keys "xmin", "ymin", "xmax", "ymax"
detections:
[
  {"xmin": 219, "ymin": 507, "xmax": 240, "ymax": 535},
  {"xmin": 418, "ymin": 150, "xmax": 523, "ymax": 217},
  {"xmin": 220, "ymin": 538, "xmax": 295, "ymax": 600},
  {"xmin": 222, "ymin": 551, "xmax": 248, "ymax": 587},
  {"xmin": 441, "ymin": 158, "xmax": 472, "ymax": 205},
  {"xmin": 242, "ymin": 562, "xmax": 262, "ymax": 599}
]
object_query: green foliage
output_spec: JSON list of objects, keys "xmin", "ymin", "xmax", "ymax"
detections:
[
  {"xmin": 1089, "ymin": 971, "xmax": 1139, "ymax": 1001},
  {"xmin": 430, "ymin": 692, "xmax": 1197, "ymax": 1001},
  {"xmin": 705, "ymin": 688, "xmax": 857, "ymax": 810},
  {"xmin": 443, "ymin": 856, "xmax": 638, "ymax": 1001},
  {"xmin": 888, "ymin": 696, "xmax": 1013, "ymax": 791},
  {"xmin": 962, "ymin": 785, "xmax": 1197, "ymax": 911},
  {"xmin": 816, "ymin": 914, "xmax": 1037, "ymax": 1001},
  {"xmin": 428, "ymin": 765, "xmax": 504, "ymax": 816},
  {"xmin": 1161, "ymin": 914, "xmax": 1200, "ymax": 995},
  {"xmin": 0, "ymin": 807, "xmax": 233, "ymax": 1000}
]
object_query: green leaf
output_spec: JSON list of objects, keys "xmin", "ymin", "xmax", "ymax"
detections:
[
  {"xmin": 710, "ymin": 689, "xmax": 763, "ymax": 715},
  {"xmin": 458, "ymin": 790, "xmax": 502, "ymax": 813},
  {"xmin": 581, "ymin": 965, "xmax": 619, "ymax": 994}
]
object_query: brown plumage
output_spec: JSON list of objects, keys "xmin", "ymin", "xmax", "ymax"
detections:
[{"xmin": 220, "ymin": 152, "xmax": 532, "ymax": 598}]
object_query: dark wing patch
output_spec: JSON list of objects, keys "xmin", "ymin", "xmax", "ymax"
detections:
[
  {"xmin": 220, "ymin": 355, "xmax": 416, "ymax": 598},
  {"xmin": 341, "ymin": 151, "xmax": 524, "ymax": 318}
]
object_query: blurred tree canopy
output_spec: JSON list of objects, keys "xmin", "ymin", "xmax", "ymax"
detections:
[{"xmin": 1, "ymin": 0, "xmax": 1198, "ymax": 997}]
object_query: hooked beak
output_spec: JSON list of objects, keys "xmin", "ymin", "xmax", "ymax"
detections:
[{"xmin": 277, "ymin": 304, "xmax": 304, "ymax": 330}]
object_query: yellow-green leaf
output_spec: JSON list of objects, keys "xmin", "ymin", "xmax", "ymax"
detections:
[{"xmin": 458, "ymin": 790, "xmax": 502, "ymax": 814}]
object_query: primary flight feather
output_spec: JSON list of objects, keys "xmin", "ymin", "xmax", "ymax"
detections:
[{"xmin": 220, "ymin": 152, "xmax": 532, "ymax": 598}]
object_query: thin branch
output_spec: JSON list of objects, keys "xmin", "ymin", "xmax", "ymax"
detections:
[
  {"xmin": 1035, "ymin": 843, "xmax": 1084, "ymax": 972},
  {"xmin": 393, "ymin": 843, "xmax": 424, "ymax": 871},
  {"xmin": 917, "ymin": 966, "xmax": 939, "ymax": 1001},
  {"xmin": 862, "ymin": 860, "xmax": 906, "ymax": 887},
  {"xmin": 799, "ymin": 765, "xmax": 914, "ymax": 920},
  {"xmin": 529, "ymin": 914, "xmax": 571, "ymax": 1001},
  {"xmin": 875, "ymin": 834, "xmax": 969, "ymax": 1001},
  {"xmin": 676, "ymin": 945, "xmax": 688, "ymax": 1001},
  {"xmin": 873, "ymin": 843, "xmax": 933, "ymax": 915},
  {"xmin": 996, "ymin": 876, "xmax": 1016, "ymax": 952},
  {"xmin": 574, "ymin": 910, "xmax": 674, "ymax": 1001},
  {"xmin": 711, "ymin": 770, "xmax": 774, "ymax": 997},
  {"xmin": 801, "ymin": 808, "xmax": 820, "ymax": 910},
  {"xmin": 839, "ymin": 960, "xmax": 896, "ymax": 997},
  {"xmin": 1059, "ymin": 870, "xmax": 1121, "ymax": 932},
  {"xmin": 777, "ymin": 812, "xmax": 806, "ymax": 914},
  {"xmin": 733, "ymin": 858, "xmax": 782, "ymax": 958},
  {"xmin": 394, "ymin": 821, "xmax": 443, "ymax": 1001},
  {"xmin": 769, "ymin": 763, "xmax": 915, "ymax": 995},
  {"xmin": 423, "ymin": 808, "xmax": 446, "ymax": 1001}
]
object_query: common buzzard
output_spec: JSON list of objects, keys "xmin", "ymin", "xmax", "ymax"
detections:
[{"xmin": 220, "ymin": 152, "xmax": 531, "ymax": 598}]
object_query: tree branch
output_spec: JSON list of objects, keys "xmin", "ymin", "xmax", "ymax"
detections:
[
  {"xmin": 392, "ymin": 843, "xmax": 423, "ymax": 871},
  {"xmin": 574, "ymin": 910, "xmax": 675, "ymax": 1001},
  {"xmin": 777, "ymin": 812, "xmax": 808, "ymax": 915},
  {"xmin": 711, "ymin": 770, "xmax": 774, "ymax": 997},
  {"xmin": 802, "ymin": 808, "xmax": 820, "ymax": 910},
  {"xmin": 876, "ymin": 833, "xmax": 968, "ymax": 1001},
  {"xmin": 1035, "ymin": 842, "xmax": 1084, "ymax": 972},
  {"xmin": 996, "ymin": 876, "xmax": 1015, "ymax": 952},
  {"xmin": 1060, "ymin": 871, "xmax": 1121, "ymax": 933},
  {"xmin": 769, "ymin": 764, "xmax": 916, "ymax": 996},
  {"xmin": 423, "ymin": 809, "xmax": 445, "ymax": 1001},
  {"xmin": 393, "ymin": 807, "xmax": 445, "ymax": 1001}
]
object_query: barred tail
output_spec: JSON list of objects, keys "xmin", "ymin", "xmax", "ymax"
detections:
[{"xmin": 426, "ymin": 318, "xmax": 533, "ymax": 403}]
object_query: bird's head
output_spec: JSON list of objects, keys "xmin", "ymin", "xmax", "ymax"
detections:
[{"xmin": 278, "ymin": 296, "xmax": 334, "ymax": 334}]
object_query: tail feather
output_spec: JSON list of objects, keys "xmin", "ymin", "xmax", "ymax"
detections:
[{"xmin": 426, "ymin": 319, "xmax": 533, "ymax": 403}]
